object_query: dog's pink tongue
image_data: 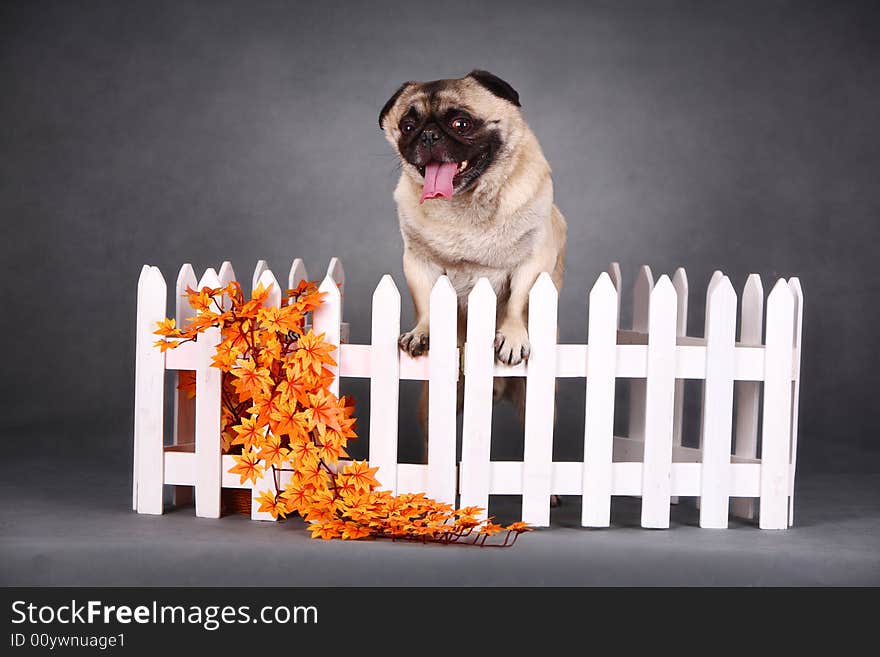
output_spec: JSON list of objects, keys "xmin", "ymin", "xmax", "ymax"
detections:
[{"xmin": 420, "ymin": 161, "xmax": 458, "ymax": 204}]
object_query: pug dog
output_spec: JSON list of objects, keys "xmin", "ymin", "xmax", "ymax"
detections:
[{"xmin": 380, "ymin": 70, "xmax": 566, "ymax": 469}]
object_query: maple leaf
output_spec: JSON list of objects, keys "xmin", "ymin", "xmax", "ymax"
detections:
[
  {"xmin": 256, "ymin": 432, "xmax": 289, "ymax": 468},
  {"xmin": 153, "ymin": 338, "xmax": 178, "ymax": 352},
  {"xmin": 341, "ymin": 523, "xmax": 373, "ymax": 540},
  {"xmin": 230, "ymin": 358, "xmax": 273, "ymax": 402},
  {"xmin": 154, "ymin": 317, "xmax": 179, "ymax": 336},
  {"xmin": 280, "ymin": 483, "xmax": 312, "ymax": 514},
  {"xmin": 288, "ymin": 438, "xmax": 319, "ymax": 470},
  {"xmin": 229, "ymin": 449, "xmax": 264, "ymax": 485},
  {"xmin": 231, "ymin": 415, "xmax": 265, "ymax": 451},
  {"xmin": 308, "ymin": 389, "xmax": 341, "ymax": 432},
  {"xmin": 256, "ymin": 489, "xmax": 288, "ymax": 519},
  {"xmin": 308, "ymin": 521, "xmax": 343, "ymax": 540},
  {"xmin": 341, "ymin": 461, "xmax": 381, "ymax": 493},
  {"xmin": 478, "ymin": 522, "xmax": 504, "ymax": 536},
  {"xmin": 293, "ymin": 329, "xmax": 337, "ymax": 376},
  {"xmin": 268, "ymin": 398, "xmax": 310, "ymax": 442},
  {"xmin": 257, "ymin": 306, "xmax": 287, "ymax": 334}
]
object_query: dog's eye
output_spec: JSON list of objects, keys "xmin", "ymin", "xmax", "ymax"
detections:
[
  {"xmin": 400, "ymin": 121, "xmax": 416, "ymax": 134},
  {"xmin": 451, "ymin": 118, "xmax": 471, "ymax": 133}
]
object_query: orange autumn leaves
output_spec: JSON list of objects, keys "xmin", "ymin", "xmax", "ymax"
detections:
[{"xmin": 155, "ymin": 277, "xmax": 529, "ymax": 546}]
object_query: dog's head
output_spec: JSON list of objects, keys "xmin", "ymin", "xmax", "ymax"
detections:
[{"xmin": 379, "ymin": 70, "xmax": 524, "ymax": 203}]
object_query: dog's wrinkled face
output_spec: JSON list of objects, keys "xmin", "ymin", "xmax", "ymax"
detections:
[{"xmin": 380, "ymin": 70, "xmax": 522, "ymax": 203}]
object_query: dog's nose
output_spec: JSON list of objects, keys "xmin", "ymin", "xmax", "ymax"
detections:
[{"xmin": 420, "ymin": 126, "xmax": 442, "ymax": 145}]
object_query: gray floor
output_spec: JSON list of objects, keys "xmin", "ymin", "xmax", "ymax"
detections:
[{"xmin": 2, "ymin": 448, "xmax": 878, "ymax": 586}]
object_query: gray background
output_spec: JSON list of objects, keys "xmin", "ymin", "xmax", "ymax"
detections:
[{"xmin": 2, "ymin": 0, "xmax": 878, "ymax": 586}]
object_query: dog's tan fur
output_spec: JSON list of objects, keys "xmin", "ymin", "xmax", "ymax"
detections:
[{"xmin": 381, "ymin": 74, "xmax": 567, "ymax": 370}]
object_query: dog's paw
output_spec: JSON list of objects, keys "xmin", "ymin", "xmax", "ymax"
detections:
[
  {"xmin": 494, "ymin": 324, "xmax": 531, "ymax": 366},
  {"xmin": 399, "ymin": 328, "xmax": 430, "ymax": 357}
]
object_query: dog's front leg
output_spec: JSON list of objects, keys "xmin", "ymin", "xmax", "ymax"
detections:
[
  {"xmin": 495, "ymin": 253, "xmax": 556, "ymax": 366},
  {"xmin": 399, "ymin": 249, "xmax": 443, "ymax": 357}
]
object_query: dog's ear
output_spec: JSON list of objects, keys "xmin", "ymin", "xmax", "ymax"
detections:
[
  {"xmin": 379, "ymin": 81, "xmax": 413, "ymax": 129},
  {"xmin": 467, "ymin": 70, "xmax": 521, "ymax": 107}
]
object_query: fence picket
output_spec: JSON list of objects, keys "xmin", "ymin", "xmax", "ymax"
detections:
[
  {"xmin": 247, "ymin": 269, "xmax": 283, "ymax": 520},
  {"xmin": 460, "ymin": 279, "xmax": 496, "ymax": 520},
  {"xmin": 733, "ymin": 274, "xmax": 764, "ymax": 520},
  {"xmin": 759, "ymin": 280, "xmax": 795, "ymax": 529},
  {"xmin": 699, "ymin": 276, "xmax": 736, "ymax": 528},
  {"xmin": 369, "ymin": 276, "xmax": 401, "ymax": 493},
  {"xmin": 326, "ymin": 257, "xmax": 346, "ymax": 315},
  {"xmin": 608, "ymin": 262, "xmax": 622, "ymax": 326},
  {"xmin": 582, "ymin": 273, "xmax": 619, "ymax": 526},
  {"xmin": 313, "ymin": 274, "xmax": 342, "ymax": 396},
  {"xmin": 670, "ymin": 267, "xmax": 688, "ymax": 505},
  {"xmin": 252, "ymin": 260, "xmax": 268, "ymax": 295},
  {"xmin": 522, "ymin": 273, "xmax": 559, "ymax": 526},
  {"xmin": 694, "ymin": 270, "xmax": 724, "ymax": 512},
  {"xmin": 427, "ymin": 276, "xmax": 458, "ymax": 505},
  {"xmin": 135, "ymin": 266, "xmax": 167, "ymax": 514},
  {"xmin": 788, "ymin": 278, "xmax": 804, "ymax": 527},
  {"xmin": 172, "ymin": 263, "xmax": 198, "ymax": 507},
  {"xmin": 218, "ymin": 260, "xmax": 236, "ymax": 286},
  {"xmin": 194, "ymin": 268, "xmax": 223, "ymax": 518},
  {"xmin": 288, "ymin": 258, "xmax": 308, "ymax": 290},
  {"xmin": 641, "ymin": 275, "xmax": 677, "ymax": 528},
  {"xmin": 629, "ymin": 265, "xmax": 653, "ymax": 443}
]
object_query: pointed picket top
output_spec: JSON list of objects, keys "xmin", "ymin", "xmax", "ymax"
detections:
[
  {"xmin": 430, "ymin": 273, "xmax": 457, "ymax": 303},
  {"xmin": 707, "ymin": 275, "xmax": 736, "ymax": 316},
  {"xmin": 740, "ymin": 274, "xmax": 764, "ymax": 344},
  {"xmin": 318, "ymin": 272, "xmax": 341, "ymax": 304},
  {"xmin": 215, "ymin": 262, "xmax": 236, "ymax": 311},
  {"xmin": 591, "ymin": 271, "xmax": 617, "ymax": 299},
  {"xmin": 372, "ymin": 273, "xmax": 399, "ymax": 303},
  {"xmin": 468, "ymin": 276, "xmax": 497, "ymax": 308},
  {"xmin": 672, "ymin": 267, "xmax": 689, "ymax": 334},
  {"xmin": 608, "ymin": 262, "xmax": 622, "ymax": 292},
  {"xmin": 257, "ymin": 269, "xmax": 282, "ymax": 308},
  {"xmin": 288, "ymin": 258, "xmax": 308, "ymax": 290},
  {"xmin": 138, "ymin": 264, "xmax": 165, "ymax": 290},
  {"xmin": 327, "ymin": 257, "xmax": 345, "ymax": 316},
  {"xmin": 175, "ymin": 264, "xmax": 198, "ymax": 326},
  {"xmin": 766, "ymin": 276, "xmax": 794, "ymax": 309},
  {"xmin": 252, "ymin": 260, "xmax": 268, "ymax": 295},
  {"xmin": 176, "ymin": 263, "xmax": 197, "ymax": 290},
  {"xmin": 707, "ymin": 269, "xmax": 724, "ymax": 296},
  {"xmin": 142, "ymin": 266, "xmax": 167, "ymax": 297},
  {"xmin": 197, "ymin": 267, "xmax": 221, "ymax": 290},
  {"xmin": 650, "ymin": 274, "xmax": 676, "ymax": 311},
  {"xmin": 633, "ymin": 265, "xmax": 654, "ymax": 331},
  {"xmin": 529, "ymin": 271, "xmax": 558, "ymax": 300},
  {"xmin": 789, "ymin": 277, "xmax": 803, "ymax": 350},
  {"xmin": 326, "ymin": 257, "xmax": 345, "ymax": 288},
  {"xmin": 218, "ymin": 261, "xmax": 236, "ymax": 286}
]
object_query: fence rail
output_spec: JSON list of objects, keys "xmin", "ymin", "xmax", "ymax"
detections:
[{"xmin": 133, "ymin": 257, "xmax": 803, "ymax": 530}]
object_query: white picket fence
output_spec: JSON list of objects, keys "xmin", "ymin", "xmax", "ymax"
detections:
[{"xmin": 133, "ymin": 257, "xmax": 803, "ymax": 530}]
